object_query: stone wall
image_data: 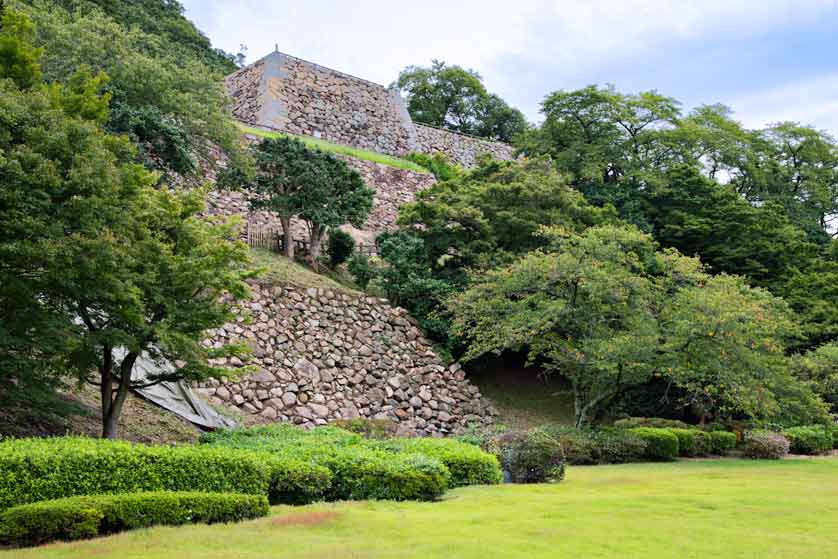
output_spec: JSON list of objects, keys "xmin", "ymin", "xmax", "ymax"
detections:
[
  {"xmin": 415, "ymin": 123, "xmax": 516, "ymax": 168},
  {"xmin": 226, "ymin": 51, "xmax": 416, "ymax": 157},
  {"xmin": 225, "ymin": 51, "xmax": 516, "ymax": 168},
  {"xmin": 205, "ymin": 151, "xmax": 435, "ymax": 245},
  {"xmin": 197, "ymin": 282, "xmax": 496, "ymax": 435}
]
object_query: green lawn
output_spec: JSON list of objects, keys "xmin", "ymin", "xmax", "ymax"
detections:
[
  {"xmin": 10, "ymin": 458, "xmax": 838, "ymax": 559},
  {"xmin": 238, "ymin": 123, "xmax": 428, "ymax": 173}
]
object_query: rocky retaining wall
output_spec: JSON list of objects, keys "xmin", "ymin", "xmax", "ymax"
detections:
[
  {"xmin": 197, "ymin": 282, "xmax": 496, "ymax": 435},
  {"xmin": 205, "ymin": 152, "xmax": 435, "ymax": 244},
  {"xmin": 415, "ymin": 123, "xmax": 516, "ymax": 168}
]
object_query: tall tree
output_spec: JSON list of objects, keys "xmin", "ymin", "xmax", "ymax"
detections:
[
  {"xmin": 232, "ymin": 136, "xmax": 373, "ymax": 267},
  {"xmin": 395, "ymin": 60, "xmax": 527, "ymax": 142},
  {"xmin": 0, "ymin": 9, "xmax": 254, "ymax": 437}
]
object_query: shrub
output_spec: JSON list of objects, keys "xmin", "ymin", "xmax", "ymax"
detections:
[
  {"xmin": 374, "ymin": 438, "xmax": 502, "ymax": 487},
  {"xmin": 327, "ymin": 229, "xmax": 355, "ymax": 267},
  {"xmin": 0, "ymin": 437, "xmax": 278, "ymax": 510},
  {"xmin": 666, "ymin": 429, "xmax": 712, "ymax": 457},
  {"xmin": 542, "ymin": 425, "xmax": 647, "ymax": 465},
  {"xmin": 783, "ymin": 426, "xmax": 833, "ymax": 455},
  {"xmin": 0, "ymin": 492, "xmax": 268, "ymax": 547},
  {"xmin": 743, "ymin": 430, "xmax": 790, "ymax": 459},
  {"xmin": 332, "ymin": 418, "xmax": 399, "ymax": 440},
  {"xmin": 708, "ymin": 431, "xmax": 737, "ymax": 455},
  {"xmin": 202, "ymin": 424, "xmax": 450, "ymax": 501},
  {"xmin": 613, "ymin": 417, "xmax": 690, "ymax": 430},
  {"xmin": 347, "ymin": 253, "xmax": 376, "ymax": 290},
  {"xmin": 628, "ymin": 428, "xmax": 679, "ymax": 461},
  {"xmin": 485, "ymin": 430, "xmax": 566, "ymax": 483}
]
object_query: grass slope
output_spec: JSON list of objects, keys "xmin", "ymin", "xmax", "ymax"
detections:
[
  {"xmin": 250, "ymin": 249, "xmax": 361, "ymax": 293},
  {"xmin": 239, "ymin": 123, "xmax": 428, "ymax": 173},
  {"xmin": 12, "ymin": 458, "xmax": 838, "ymax": 558}
]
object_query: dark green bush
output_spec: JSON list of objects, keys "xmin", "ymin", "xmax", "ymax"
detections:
[
  {"xmin": 628, "ymin": 428, "xmax": 679, "ymax": 461},
  {"xmin": 405, "ymin": 152, "xmax": 460, "ymax": 181},
  {"xmin": 542, "ymin": 425, "xmax": 647, "ymax": 465},
  {"xmin": 708, "ymin": 431, "xmax": 737, "ymax": 455},
  {"xmin": 327, "ymin": 229, "xmax": 355, "ymax": 268},
  {"xmin": 0, "ymin": 437, "xmax": 278, "ymax": 510},
  {"xmin": 666, "ymin": 429, "xmax": 712, "ymax": 457},
  {"xmin": 743, "ymin": 430, "xmax": 790, "ymax": 459},
  {"xmin": 485, "ymin": 430, "xmax": 566, "ymax": 483},
  {"xmin": 202, "ymin": 424, "xmax": 450, "ymax": 501},
  {"xmin": 783, "ymin": 426, "xmax": 833, "ymax": 455},
  {"xmin": 374, "ymin": 438, "xmax": 502, "ymax": 487},
  {"xmin": 614, "ymin": 417, "xmax": 690, "ymax": 430},
  {"xmin": 0, "ymin": 492, "xmax": 268, "ymax": 547},
  {"xmin": 347, "ymin": 253, "xmax": 376, "ymax": 290}
]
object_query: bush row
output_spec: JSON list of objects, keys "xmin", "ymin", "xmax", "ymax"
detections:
[
  {"xmin": 783, "ymin": 425, "xmax": 833, "ymax": 455},
  {"xmin": 201, "ymin": 424, "xmax": 502, "ymax": 500},
  {"xmin": 0, "ymin": 491, "xmax": 268, "ymax": 547}
]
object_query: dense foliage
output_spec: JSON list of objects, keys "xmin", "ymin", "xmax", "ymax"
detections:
[
  {"xmin": 783, "ymin": 425, "xmax": 833, "ymax": 455},
  {"xmin": 483, "ymin": 429, "xmax": 566, "ymax": 483},
  {"xmin": 395, "ymin": 59, "xmax": 528, "ymax": 142},
  {"xmin": 14, "ymin": 0, "xmax": 245, "ymax": 178},
  {"xmin": 326, "ymin": 229, "xmax": 356, "ymax": 268},
  {"xmin": 628, "ymin": 428, "xmax": 680, "ymax": 461},
  {"xmin": 225, "ymin": 136, "xmax": 373, "ymax": 266},
  {"xmin": 201, "ymin": 424, "xmax": 502, "ymax": 500},
  {"xmin": 0, "ymin": 491, "xmax": 268, "ymax": 547}
]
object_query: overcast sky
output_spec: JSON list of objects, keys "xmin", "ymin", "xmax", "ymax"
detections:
[{"xmin": 182, "ymin": 0, "xmax": 838, "ymax": 135}]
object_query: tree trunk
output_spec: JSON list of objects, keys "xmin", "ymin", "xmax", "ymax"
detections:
[
  {"xmin": 280, "ymin": 215, "xmax": 294, "ymax": 259},
  {"xmin": 100, "ymin": 350, "xmax": 137, "ymax": 440},
  {"xmin": 308, "ymin": 224, "xmax": 326, "ymax": 271}
]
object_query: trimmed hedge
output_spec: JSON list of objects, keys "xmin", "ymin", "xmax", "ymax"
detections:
[
  {"xmin": 613, "ymin": 417, "xmax": 690, "ymax": 430},
  {"xmin": 202, "ymin": 425, "xmax": 450, "ymax": 501},
  {"xmin": 743, "ymin": 430, "xmax": 790, "ymax": 459},
  {"xmin": 373, "ymin": 438, "xmax": 502, "ymax": 487},
  {"xmin": 0, "ymin": 437, "xmax": 330, "ymax": 509},
  {"xmin": 541, "ymin": 425, "xmax": 648, "ymax": 465},
  {"xmin": 628, "ymin": 428, "xmax": 679, "ymax": 461},
  {"xmin": 666, "ymin": 429, "xmax": 712, "ymax": 457},
  {"xmin": 484, "ymin": 430, "xmax": 566, "ymax": 483},
  {"xmin": 709, "ymin": 431, "xmax": 737, "ymax": 455},
  {"xmin": 783, "ymin": 426, "xmax": 833, "ymax": 455},
  {"xmin": 0, "ymin": 491, "xmax": 268, "ymax": 547}
]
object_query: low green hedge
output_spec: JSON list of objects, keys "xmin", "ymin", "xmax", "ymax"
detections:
[
  {"xmin": 202, "ymin": 425, "xmax": 450, "ymax": 501},
  {"xmin": 666, "ymin": 429, "xmax": 713, "ymax": 457},
  {"xmin": 373, "ymin": 438, "xmax": 502, "ymax": 487},
  {"xmin": 0, "ymin": 437, "xmax": 329, "ymax": 509},
  {"xmin": 708, "ymin": 431, "xmax": 737, "ymax": 455},
  {"xmin": 0, "ymin": 491, "xmax": 268, "ymax": 547},
  {"xmin": 541, "ymin": 425, "xmax": 648, "ymax": 465},
  {"xmin": 783, "ymin": 426, "xmax": 833, "ymax": 455},
  {"xmin": 628, "ymin": 428, "xmax": 679, "ymax": 461},
  {"xmin": 613, "ymin": 417, "xmax": 690, "ymax": 430}
]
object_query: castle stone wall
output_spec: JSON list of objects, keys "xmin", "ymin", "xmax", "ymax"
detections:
[
  {"xmin": 197, "ymin": 282, "xmax": 496, "ymax": 435},
  {"xmin": 415, "ymin": 123, "xmax": 516, "ymax": 168}
]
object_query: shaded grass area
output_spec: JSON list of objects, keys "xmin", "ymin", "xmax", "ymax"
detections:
[
  {"xmin": 238, "ymin": 123, "xmax": 428, "ymax": 173},
  {"xmin": 467, "ymin": 355, "xmax": 576, "ymax": 429},
  {"xmin": 13, "ymin": 458, "xmax": 838, "ymax": 558},
  {"xmin": 0, "ymin": 383, "xmax": 199, "ymax": 444},
  {"xmin": 250, "ymin": 248, "xmax": 360, "ymax": 293}
]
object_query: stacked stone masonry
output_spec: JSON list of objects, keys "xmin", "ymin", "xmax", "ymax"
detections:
[
  {"xmin": 225, "ymin": 50, "xmax": 515, "ymax": 168},
  {"xmin": 205, "ymin": 150, "xmax": 436, "ymax": 243},
  {"xmin": 197, "ymin": 282, "xmax": 496, "ymax": 435}
]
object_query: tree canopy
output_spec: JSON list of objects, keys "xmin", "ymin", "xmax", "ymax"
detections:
[{"xmin": 395, "ymin": 60, "xmax": 528, "ymax": 143}]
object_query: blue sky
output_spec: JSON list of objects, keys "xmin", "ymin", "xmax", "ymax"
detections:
[{"xmin": 182, "ymin": 0, "xmax": 838, "ymax": 135}]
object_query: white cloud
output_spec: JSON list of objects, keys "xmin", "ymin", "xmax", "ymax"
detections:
[
  {"xmin": 725, "ymin": 74, "xmax": 838, "ymax": 136},
  {"xmin": 182, "ymin": 0, "xmax": 838, "ymax": 131}
]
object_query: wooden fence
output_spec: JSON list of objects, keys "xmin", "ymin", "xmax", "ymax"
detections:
[{"xmin": 245, "ymin": 222, "xmax": 378, "ymax": 257}]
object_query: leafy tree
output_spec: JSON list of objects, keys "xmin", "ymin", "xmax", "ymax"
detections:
[
  {"xmin": 791, "ymin": 342, "xmax": 838, "ymax": 414},
  {"xmin": 646, "ymin": 165, "xmax": 813, "ymax": 288},
  {"xmin": 0, "ymin": 11, "xmax": 253, "ymax": 438},
  {"xmin": 232, "ymin": 137, "xmax": 372, "ymax": 267},
  {"xmin": 0, "ymin": 3, "xmax": 41, "ymax": 87},
  {"xmin": 395, "ymin": 60, "xmax": 527, "ymax": 142},
  {"xmin": 14, "ymin": 0, "xmax": 244, "ymax": 178},
  {"xmin": 327, "ymin": 229, "xmax": 355, "ymax": 268},
  {"xmin": 448, "ymin": 225, "xmax": 804, "ymax": 426},
  {"xmin": 399, "ymin": 157, "xmax": 614, "ymax": 282}
]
